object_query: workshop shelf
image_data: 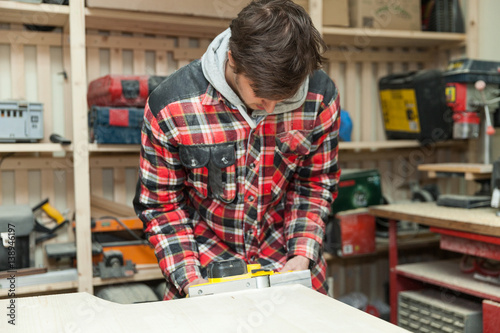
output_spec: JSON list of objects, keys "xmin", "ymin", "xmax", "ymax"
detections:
[
  {"xmin": 396, "ymin": 259, "xmax": 500, "ymax": 303},
  {"xmin": 0, "ymin": 1, "xmax": 69, "ymax": 27}
]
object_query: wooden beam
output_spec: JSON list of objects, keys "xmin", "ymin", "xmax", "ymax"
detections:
[
  {"xmin": 90, "ymin": 195, "xmax": 135, "ymax": 217},
  {"xmin": 69, "ymin": 0, "xmax": 93, "ymax": 294}
]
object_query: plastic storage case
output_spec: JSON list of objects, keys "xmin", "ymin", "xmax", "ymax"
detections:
[
  {"xmin": 379, "ymin": 69, "xmax": 452, "ymax": 142},
  {"xmin": 87, "ymin": 75, "xmax": 167, "ymax": 108},
  {"xmin": 0, "ymin": 101, "xmax": 44, "ymax": 142},
  {"xmin": 89, "ymin": 106, "xmax": 144, "ymax": 144}
]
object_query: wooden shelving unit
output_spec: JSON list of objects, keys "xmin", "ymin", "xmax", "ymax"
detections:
[
  {"xmin": 0, "ymin": 143, "xmax": 72, "ymax": 153},
  {"xmin": 0, "ymin": 0, "xmax": 480, "ymax": 299},
  {"xmin": 397, "ymin": 259, "xmax": 500, "ymax": 303},
  {"xmin": 0, "ymin": 1, "xmax": 69, "ymax": 27},
  {"xmin": 322, "ymin": 27, "xmax": 466, "ymax": 48}
]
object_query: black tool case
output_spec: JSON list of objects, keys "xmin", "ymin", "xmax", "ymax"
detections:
[
  {"xmin": 89, "ymin": 106, "xmax": 144, "ymax": 144},
  {"xmin": 378, "ymin": 69, "xmax": 452, "ymax": 142}
]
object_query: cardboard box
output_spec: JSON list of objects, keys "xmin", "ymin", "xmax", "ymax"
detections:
[
  {"xmin": 295, "ymin": 0, "xmax": 350, "ymax": 27},
  {"xmin": 86, "ymin": 0, "xmax": 246, "ymax": 19},
  {"xmin": 349, "ymin": 0, "xmax": 421, "ymax": 31}
]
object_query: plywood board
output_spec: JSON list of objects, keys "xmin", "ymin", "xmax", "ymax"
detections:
[{"xmin": 0, "ymin": 285, "xmax": 411, "ymax": 332}]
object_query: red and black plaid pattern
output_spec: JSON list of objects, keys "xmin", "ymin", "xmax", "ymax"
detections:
[{"xmin": 135, "ymin": 60, "xmax": 340, "ymax": 300}]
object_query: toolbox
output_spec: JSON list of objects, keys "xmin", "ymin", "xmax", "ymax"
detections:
[
  {"xmin": 325, "ymin": 169, "xmax": 382, "ymax": 256},
  {"xmin": 0, "ymin": 101, "xmax": 44, "ymax": 143},
  {"xmin": 379, "ymin": 69, "xmax": 452, "ymax": 142},
  {"xmin": 330, "ymin": 169, "xmax": 383, "ymax": 215},
  {"xmin": 87, "ymin": 75, "xmax": 167, "ymax": 108},
  {"xmin": 325, "ymin": 208, "xmax": 376, "ymax": 257},
  {"xmin": 89, "ymin": 106, "xmax": 144, "ymax": 144}
]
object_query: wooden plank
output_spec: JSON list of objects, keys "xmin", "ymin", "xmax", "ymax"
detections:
[
  {"xmin": 41, "ymin": 169, "xmax": 55, "ymax": 205},
  {"xmin": 85, "ymin": 8, "xmax": 228, "ymax": 38},
  {"xmin": 11, "ymin": 43, "xmax": 25, "ymax": 99},
  {"xmin": 37, "ymin": 45, "xmax": 53, "ymax": 142},
  {"xmin": 308, "ymin": 0, "xmax": 322, "ymax": 34},
  {"xmin": 325, "ymin": 49, "xmax": 433, "ymax": 64},
  {"xmin": 109, "ymin": 32, "xmax": 123, "ymax": 74},
  {"xmin": 361, "ymin": 61, "xmax": 373, "ymax": 141},
  {"xmin": 370, "ymin": 203, "xmax": 500, "ymax": 237},
  {"xmin": 155, "ymin": 50, "xmax": 168, "ymax": 75},
  {"xmin": 396, "ymin": 259, "xmax": 500, "ymax": 302},
  {"xmin": 466, "ymin": 0, "xmax": 479, "ymax": 59},
  {"xmin": 322, "ymin": 27, "xmax": 466, "ymax": 48},
  {"xmin": 172, "ymin": 48, "xmax": 205, "ymax": 62},
  {"xmin": 63, "ymin": 24, "xmax": 73, "ymax": 141},
  {"xmin": 14, "ymin": 169, "xmax": 29, "ymax": 204},
  {"xmin": 0, "ymin": 30, "xmax": 63, "ymax": 47},
  {"xmin": 90, "ymin": 168, "xmax": 104, "ymax": 197},
  {"xmin": 0, "ymin": 1, "xmax": 69, "ymax": 27},
  {"xmin": 375, "ymin": 62, "xmax": 389, "ymax": 141},
  {"xmin": 345, "ymin": 60, "xmax": 357, "ymax": 141},
  {"xmin": 86, "ymin": 47, "xmax": 100, "ymax": 87},
  {"xmin": 417, "ymin": 163, "xmax": 492, "ymax": 174},
  {"xmin": 90, "ymin": 195, "xmax": 136, "ymax": 217},
  {"xmin": 0, "ymin": 285, "xmax": 410, "ymax": 332},
  {"xmin": 86, "ymin": 34, "xmax": 176, "ymax": 51},
  {"xmin": 132, "ymin": 33, "xmax": 146, "ymax": 74},
  {"xmin": 177, "ymin": 37, "xmax": 190, "ymax": 68},
  {"xmin": 90, "ymin": 156, "xmax": 139, "ymax": 168},
  {"xmin": 113, "ymin": 167, "xmax": 126, "ymax": 204},
  {"xmin": 69, "ymin": 0, "xmax": 92, "ymax": 294}
]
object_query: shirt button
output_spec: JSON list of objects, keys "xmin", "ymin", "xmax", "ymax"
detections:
[
  {"xmin": 248, "ymin": 195, "xmax": 255, "ymax": 202},
  {"xmin": 249, "ymin": 163, "xmax": 255, "ymax": 169},
  {"xmin": 247, "ymin": 229, "xmax": 254, "ymax": 235}
]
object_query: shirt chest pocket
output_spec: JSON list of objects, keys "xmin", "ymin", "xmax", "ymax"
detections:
[
  {"xmin": 179, "ymin": 143, "xmax": 237, "ymax": 203},
  {"xmin": 275, "ymin": 130, "xmax": 312, "ymax": 157}
]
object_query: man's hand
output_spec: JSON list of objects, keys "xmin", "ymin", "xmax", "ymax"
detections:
[
  {"xmin": 279, "ymin": 255, "xmax": 310, "ymax": 273},
  {"xmin": 183, "ymin": 278, "xmax": 209, "ymax": 296}
]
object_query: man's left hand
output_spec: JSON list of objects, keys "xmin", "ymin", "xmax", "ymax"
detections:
[{"xmin": 279, "ymin": 255, "xmax": 310, "ymax": 272}]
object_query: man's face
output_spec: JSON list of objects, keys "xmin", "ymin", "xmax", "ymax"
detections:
[
  {"xmin": 226, "ymin": 51, "xmax": 282, "ymax": 114},
  {"xmin": 233, "ymin": 72, "xmax": 281, "ymax": 114}
]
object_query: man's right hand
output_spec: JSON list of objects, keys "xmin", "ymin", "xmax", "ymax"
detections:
[{"xmin": 183, "ymin": 278, "xmax": 209, "ymax": 296}]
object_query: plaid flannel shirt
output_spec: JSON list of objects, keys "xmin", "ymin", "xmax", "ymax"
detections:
[{"xmin": 134, "ymin": 60, "xmax": 340, "ymax": 299}]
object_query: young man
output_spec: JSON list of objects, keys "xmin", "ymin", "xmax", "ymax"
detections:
[{"xmin": 134, "ymin": 0, "xmax": 341, "ymax": 300}]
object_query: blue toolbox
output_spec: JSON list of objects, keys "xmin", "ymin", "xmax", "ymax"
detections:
[
  {"xmin": 0, "ymin": 101, "xmax": 44, "ymax": 142},
  {"xmin": 89, "ymin": 106, "xmax": 144, "ymax": 144}
]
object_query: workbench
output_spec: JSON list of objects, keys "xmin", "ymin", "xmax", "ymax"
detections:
[
  {"xmin": 370, "ymin": 202, "xmax": 500, "ymax": 332},
  {"xmin": 0, "ymin": 284, "xmax": 410, "ymax": 332}
]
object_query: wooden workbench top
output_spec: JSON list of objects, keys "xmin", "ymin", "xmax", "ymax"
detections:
[
  {"xmin": 369, "ymin": 202, "xmax": 500, "ymax": 237},
  {"xmin": 0, "ymin": 285, "xmax": 409, "ymax": 332}
]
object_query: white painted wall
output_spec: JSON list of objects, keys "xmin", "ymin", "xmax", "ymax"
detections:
[{"xmin": 478, "ymin": 0, "xmax": 500, "ymax": 61}]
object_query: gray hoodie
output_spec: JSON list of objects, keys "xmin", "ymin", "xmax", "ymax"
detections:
[{"xmin": 201, "ymin": 28, "xmax": 309, "ymax": 129}]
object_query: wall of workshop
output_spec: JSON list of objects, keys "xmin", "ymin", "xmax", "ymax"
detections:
[
  {"xmin": 478, "ymin": 0, "xmax": 500, "ymax": 61},
  {"xmin": 477, "ymin": 0, "xmax": 500, "ymax": 157}
]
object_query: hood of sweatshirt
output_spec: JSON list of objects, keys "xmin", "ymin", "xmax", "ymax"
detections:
[{"xmin": 201, "ymin": 28, "xmax": 309, "ymax": 129}]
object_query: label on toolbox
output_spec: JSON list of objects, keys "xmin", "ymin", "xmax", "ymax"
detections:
[{"xmin": 379, "ymin": 89, "xmax": 420, "ymax": 133}]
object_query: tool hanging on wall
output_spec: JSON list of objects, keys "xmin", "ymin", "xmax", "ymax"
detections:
[{"xmin": 32, "ymin": 198, "xmax": 69, "ymax": 244}]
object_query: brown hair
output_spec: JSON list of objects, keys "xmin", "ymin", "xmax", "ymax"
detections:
[{"xmin": 229, "ymin": 0, "xmax": 327, "ymax": 100}]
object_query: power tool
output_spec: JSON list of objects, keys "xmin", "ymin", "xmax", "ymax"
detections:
[{"xmin": 188, "ymin": 258, "xmax": 312, "ymax": 298}]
